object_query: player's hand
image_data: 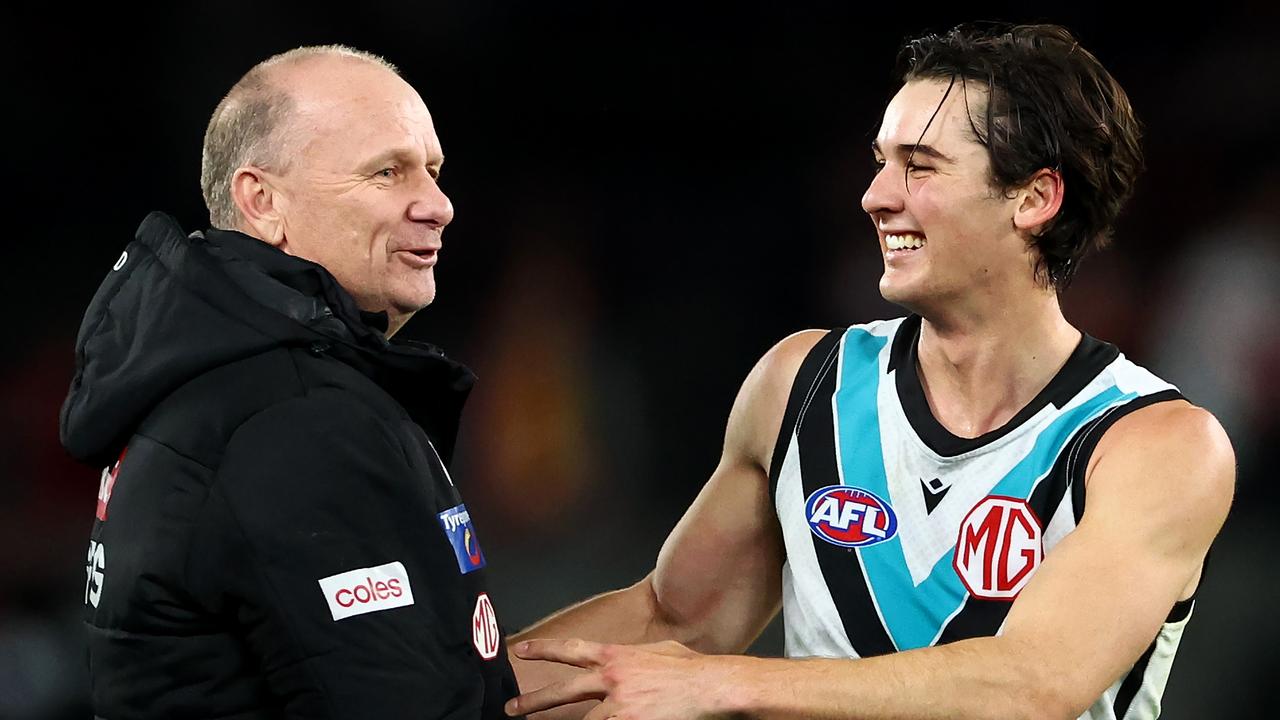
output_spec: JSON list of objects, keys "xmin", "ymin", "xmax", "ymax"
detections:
[{"xmin": 505, "ymin": 638, "xmax": 737, "ymax": 719}]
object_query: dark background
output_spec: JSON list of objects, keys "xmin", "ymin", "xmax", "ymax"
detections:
[{"xmin": 5, "ymin": 3, "xmax": 1277, "ymax": 717}]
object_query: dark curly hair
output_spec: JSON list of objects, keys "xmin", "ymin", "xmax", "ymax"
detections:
[{"xmin": 896, "ymin": 23, "xmax": 1144, "ymax": 290}]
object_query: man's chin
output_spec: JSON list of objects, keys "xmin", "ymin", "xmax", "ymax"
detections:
[
  {"xmin": 367, "ymin": 287, "xmax": 431, "ymax": 337},
  {"xmin": 394, "ymin": 276, "xmax": 438, "ymax": 310},
  {"xmin": 879, "ymin": 275, "xmax": 911, "ymax": 305},
  {"xmin": 391, "ymin": 293, "xmax": 436, "ymax": 324},
  {"xmin": 879, "ymin": 277, "xmax": 929, "ymax": 315}
]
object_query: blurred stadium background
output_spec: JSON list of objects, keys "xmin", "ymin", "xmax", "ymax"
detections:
[{"xmin": 5, "ymin": 3, "xmax": 1277, "ymax": 717}]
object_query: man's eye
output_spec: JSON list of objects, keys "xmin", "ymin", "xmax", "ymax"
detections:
[
  {"xmin": 872, "ymin": 159, "xmax": 886, "ymax": 173},
  {"xmin": 377, "ymin": 168, "xmax": 396, "ymax": 178},
  {"xmin": 907, "ymin": 162, "xmax": 933, "ymax": 173}
]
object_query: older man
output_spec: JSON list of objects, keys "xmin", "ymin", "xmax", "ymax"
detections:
[{"xmin": 61, "ymin": 46, "xmax": 522, "ymax": 718}]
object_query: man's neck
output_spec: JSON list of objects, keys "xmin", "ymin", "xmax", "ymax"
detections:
[
  {"xmin": 915, "ymin": 292, "xmax": 1080, "ymax": 439},
  {"xmin": 384, "ymin": 313, "xmax": 408, "ymax": 339}
]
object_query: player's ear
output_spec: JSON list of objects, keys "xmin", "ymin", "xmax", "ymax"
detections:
[{"xmin": 1012, "ymin": 168, "xmax": 1063, "ymax": 236}]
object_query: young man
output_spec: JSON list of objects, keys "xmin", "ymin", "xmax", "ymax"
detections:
[{"xmin": 506, "ymin": 24, "xmax": 1234, "ymax": 720}]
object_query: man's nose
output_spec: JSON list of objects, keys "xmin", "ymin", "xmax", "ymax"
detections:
[
  {"xmin": 861, "ymin": 165, "xmax": 906, "ymax": 218},
  {"xmin": 408, "ymin": 175, "xmax": 454, "ymax": 228}
]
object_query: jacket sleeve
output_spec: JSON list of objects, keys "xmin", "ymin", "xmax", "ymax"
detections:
[{"xmin": 186, "ymin": 392, "xmax": 468, "ymax": 718}]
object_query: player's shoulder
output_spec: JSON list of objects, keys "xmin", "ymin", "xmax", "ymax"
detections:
[
  {"xmin": 751, "ymin": 319, "xmax": 896, "ymax": 385},
  {"xmin": 1091, "ymin": 399, "xmax": 1235, "ymax": 506},
  {"xmin": 732, "ymin": 323, "xmax": 902, "ymax": 461},
  {"xmin": 741, "ymin": 328, "xmax": 840, "ymax": 402},
  {"xmin": 761, "ymin": 329, "xmax": 832, "ymax": 374},
  {"xmin": 1100, "ymin": 399, "xmax": 1233, "ymax": 464}
]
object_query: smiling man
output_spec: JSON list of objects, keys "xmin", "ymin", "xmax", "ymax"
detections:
[
  {"xmin": 507, "ymin": 24, "xmax": 1234, "ymax": 720},
  {"xmin": 61, "ymin": 46, "xmax": 522, "ymax": 718}
]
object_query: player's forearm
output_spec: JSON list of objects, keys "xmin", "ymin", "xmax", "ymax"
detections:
[
  {"xmin": 710, "ymin": 637, "xmax": 1076, "ymax": 720},
  {"xmin": 511, "ymin": 575, "xmax": 683, "ymax": 648},
  {"xmin": 509, "ymin": 576, "xmax": 683, "ymax": 720}
]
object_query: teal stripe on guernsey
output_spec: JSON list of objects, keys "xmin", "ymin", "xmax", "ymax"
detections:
[{"xmin": 833, "ymin": 327, "xmax": 1136, "ymax": 651}]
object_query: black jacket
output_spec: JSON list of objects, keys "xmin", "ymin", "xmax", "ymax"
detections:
[{"xmin": 61, "ymin": 212, "xmax": 523, "ymax": 719}]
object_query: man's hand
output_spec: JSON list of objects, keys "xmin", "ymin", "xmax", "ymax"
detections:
[{"xmin": 506, "ymin": 638, "xmax": 740, "ymax": 720}]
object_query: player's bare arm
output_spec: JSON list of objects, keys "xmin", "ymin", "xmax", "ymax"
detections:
[
  {"xmin": 507, "ymin": 330, "xmax": 826, "ymax": 718},
  {"xmin": 506, "ymin": 402, "xmax": 1234, "ymax": 720}
]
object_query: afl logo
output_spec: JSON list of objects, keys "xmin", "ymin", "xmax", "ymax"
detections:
[{"xmin": 804, "ymin": 485, "xmax": 898, "ymax": 548}]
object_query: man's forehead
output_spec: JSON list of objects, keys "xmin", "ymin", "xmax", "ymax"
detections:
[
  {"xmin": 278, "ymin": 58, "xmax": 426, "ymax": 117},
  {"xmin": 274, "ymin": 59, "xmax": 439, "ymax": 154},
  {"xmin": 875, "ymin": 78, "xmax": 985, "ymax": 153},
  {"xmin": 294, "ymin": 91, "xmax": 434, "ymax": 133},
  {"xmin": 300, "ymin": 105, "xmax": 443, "ymax": 165}
]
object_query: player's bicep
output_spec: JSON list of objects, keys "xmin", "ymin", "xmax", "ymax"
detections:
[
  {"xmin": 650, "ymin": 330, "xmax": 827, "ymax": 653},
  {"xmin": 650, "ymin": 454, "xmax": 780, "ymax": 652},
  {"xmin": 999, "ymin": 403, "xmax": 1234, "ymax": 710}
]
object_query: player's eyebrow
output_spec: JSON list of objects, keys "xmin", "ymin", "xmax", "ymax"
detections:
[{"xmin": 871, "ymin": 140, "xmax": 955, "ymax": 165}]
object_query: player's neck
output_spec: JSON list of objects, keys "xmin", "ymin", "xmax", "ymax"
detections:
[{"xmin": 915, "ymin": 293, "xmax": 1080, "ymax": 439}]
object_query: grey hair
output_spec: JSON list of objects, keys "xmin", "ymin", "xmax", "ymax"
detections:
[{"xmin": 199, "ymin": 45, "xmax": 400, "ymax": 230}]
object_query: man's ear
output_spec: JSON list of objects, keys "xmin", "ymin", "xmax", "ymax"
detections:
[
  {"xmin": 1012, "ymin": 168, "xmax": 1064, "ymax": 236},
  {"xmin": 231, "ymin": 166, "xmax": 288, "ymax": 247}
]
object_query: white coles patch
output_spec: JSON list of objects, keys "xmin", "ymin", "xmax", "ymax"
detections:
[
  {"xmin": 952, "ymin": 496, "xmax": 1043, "ymax": 600},
  {"xmin": 318, "ymin": 561, "xmax": 415, "ymax": 621},
  {"xmin": 472, "ymin": 592, "xmax": 500, "ymax": 660}
]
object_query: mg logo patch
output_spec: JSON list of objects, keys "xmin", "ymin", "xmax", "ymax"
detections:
[
  {"xmin": 953, "ymin": 496, "xmax": 1042, "ymax": 600},
  {"xmin": 472, "ymin": 593, "xmax": 501, "ymax": 660}
]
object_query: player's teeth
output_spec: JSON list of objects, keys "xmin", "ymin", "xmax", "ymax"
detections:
[{"xmin": 887, "ymin": 234, "xmax": 926, "ymax": 250}]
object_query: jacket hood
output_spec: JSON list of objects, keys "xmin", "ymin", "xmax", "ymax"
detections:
[{"xmin": 60, "ymin": 212, "xmax": 474, "ymax": 466}]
